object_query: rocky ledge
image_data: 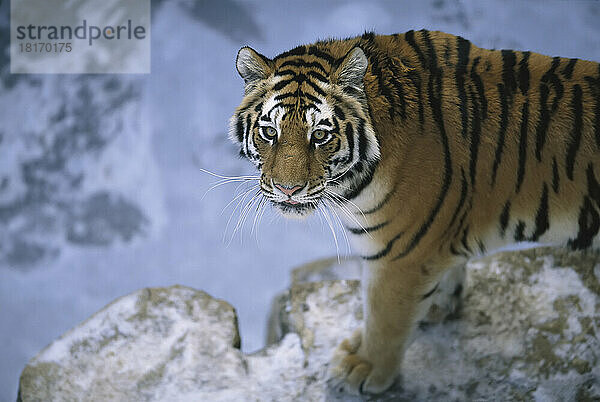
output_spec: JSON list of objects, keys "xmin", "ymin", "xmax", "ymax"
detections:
[{"xmin": 19, "ymin": 248, "xmax": 600, "ymax": 401}]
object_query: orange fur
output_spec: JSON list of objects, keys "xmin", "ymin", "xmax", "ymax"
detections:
[{"xmin": 230, "ymin": 30, "xmax": 600, "ymax": 394}]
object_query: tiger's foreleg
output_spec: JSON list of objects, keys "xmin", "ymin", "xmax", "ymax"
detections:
[{"xmin": 328, "ymin": 258, "xmax": 444, "ymax": 395}]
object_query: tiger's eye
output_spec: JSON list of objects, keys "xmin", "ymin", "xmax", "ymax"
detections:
[
  {"xmin": 312, "ymin": 130, "xmax": 326, "ymax": 141},
  {"xmin": 262, "ymin": 126, "xmax": 277, "ymax": 140}
]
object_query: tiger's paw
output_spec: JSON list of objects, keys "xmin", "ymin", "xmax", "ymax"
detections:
[{"xmin": 327, "ymin": 329, "xmax": 397, "ymax": 395}]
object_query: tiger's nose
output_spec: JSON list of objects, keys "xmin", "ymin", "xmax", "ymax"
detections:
[{"xmin": 273, "ymin": 182, "xmax": 305, "ymax": 197}]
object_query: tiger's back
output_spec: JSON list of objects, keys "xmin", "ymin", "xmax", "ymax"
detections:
[
  {"xmin": 230, "ymin": 30, "xmax": 600, "ymax": 394},
  {"xmin": 304, "ymin": 30, "xmax": 600, "ymax": 265}
]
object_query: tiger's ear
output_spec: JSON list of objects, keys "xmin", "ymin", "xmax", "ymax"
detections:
[
  {"xmin": 333, "ymin": 46, "xmax": 368, "ymax": 89},
  {"xmin": 236, "ymin": 47, "xmax": 273, "ymax": 92}
]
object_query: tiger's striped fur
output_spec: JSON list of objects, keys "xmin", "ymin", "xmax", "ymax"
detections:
[{"xmin": 230, "ymin": 30, "xmax": 600, "ymax": 395}]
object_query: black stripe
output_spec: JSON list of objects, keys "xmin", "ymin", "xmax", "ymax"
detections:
[
  {"xmin": 273, "ymin": 73, "xmax": 327, "ymax": 98},
  {"xmin": 400, "ymin": 34, "xmax": 425, "ymax": 123},
  {"xmin": 245, "ymin": 115, "xmax": 252, "ymax": 140},
  {"xmin": 235, "ymin": 116, "xmax": 244, "ymax": 142},
  {"xmin": 393, "ymin": 78, "xmax": 407, "ymax": 119},
  {"xmin": 357, "ymin": 118, "xmax": 368, "ymax": 161},
  {"xmin": 244, "ymin": 114, "xmax": 255, "ymax": 159},
  {"xmin": 471, "ymin": 57, "xmax": 488, "ymax": 120},
  {"xmin": 561, "ymin": 58, "xmax": 577, "ymax": 79},
  {"xmin": 404, "ymin": 30, "xmax": 427, "ymax": 68},
  {"xmin": 330, "ymin": 117, "xmax": 340, "ymax": 134},
  {"xmin": 491, "ymin": 83, "xmax": 509, "ymax": 186},
  {"xmin": 461, "ymin": 225, "xmax": 472, "ymax": 254},
  {"xmin": 253, "ymin": 102, "xmax": 264, "ymax": 112},
  {"xmin": 443, "ymin": 167, "xmax": 468, "ymax": 237},
  {"xmin": 343, "ymin": 160, "xmax": 378, "ymax": 201},
  {"xmin": 334, "ymin": 105, "xmax": 346, "ymax": 120},
  {"xmin": 307, "ymin": 46, "xmax": 335, "ymax": 65},
  {"xmin": 456, "ymin": 36, "xmax": 471, "ymax": 139},
  {"xmin": 274, "ymin": 69, "xmax": 297, "ymax": 77},
  {"xmin": 361, "ymin": 31, "xmax": 376, "ymax": 43},
  {"xmin": 408, "ymin": 70, "xmax": 425, "ymax": 126},
  {"xmin": 306, "ymin": 70, "xmax": 328, "ymax": 83},
  {"xmin": 587, "ymin": 164, "xmax": 600, "ymax": 207},
  {"xmin": 450, "ymin": 243, "xmax": 468, "ymax": 258},
  {"xmin": 421, "ymin": 283, "xmax": 439, "ymax": 300},
  {"xmin": 535, "ymin": 80, "xmax": 551, "ymax": 161},
  {"xmin": 394, "ymin": 30, "xmax": 453, "ymax": 260},
  {"xmin": 514, "ymin": 220, "xmax": 526, "ymax": 242},
  {"xmin": 451, "ymin": 198, "xmax": 472, "ymax": 243},
  {"xmin": 362, "ymin": 230, "xmax": 404, "ymax": 261},
  {"xmin": 274, "ymin": 45, "xmax": 306, "ymax": 60},
  {"xmin": 468, "ymin": 86, "xmax": 482, "ymax": 186},
  {"xmin": 278, "ymin": 59, "xmax": 327, "ymax": 74},
  {"xmin": 347, "ymin": 220, "xmax": 389, "ymax": 235},
  {"xmin": 552, "ymin": 157, "xmax": 560, "ymax": 193},
  {"xmin": 305, "ymin": 79, "xmax": 327, "ymax": 97},
  {"xmin": 443, "ymin": 38, "xmax": 452, "ymax": 64},
  {"xmin": 516, "ymin": 101, "xmax": 529, "ymax": 193},
  {"xmin": 535, "ymin": 57, "xmax": 565, "ymax": 161},
  {"xmin": 568, "ymin": 196, "xmax": 600, "ymax": 250},
  {"xmin": 518, "ymin": 51, "xmax": 531, "ymax": 96},
  {"xmin": 566, "ymin": 84, "xmax": 583, "ymax": 180},
  {"xmin": 344, "ymin": 122, "xmax": 354, "ymax": 164},
  {"xmin": 499, "ymin": 200, "xmax": 511, "ymax": 237},
  {"xmin": 385, "ymin": 57, "xmax": 408, "ymax": 119},
  {"xmin": 369, "ymin": 56, "xmax": 396, "ymax": 119},
  {"xmin": 274, "ymin": 93, "xmax": 295, "ymax": 101},
  {"xmin": 584, "ymin": 67, "xmax": 600, "ymax": 148},
  {"xmin": 342, "ymin": 86, "xmax": 361, "ymax": 96},
  {"xmin": 303, "ymin": 93, "xmax": 322, "ymax": 105},
  {"xmin": 501, "ymin": 50, "xmax": 518, "ymax": 100},
  {"xmin": 528, "ymin": 183, "xmax": 549, "ymax": 241},
  {"xmin": 477, "ymin": 239, "xmax": 486, "ymax": 254},
  {"xmin": 273, "ymin": 79, "xmax": 293, "ymax": 91},
  {"xmin": 317, "ymin": 119, "xmax": 331, "ymax": 127},
  {"xmin": 363, "ymin": 183, "xmax": 396, "ymax": 214}
]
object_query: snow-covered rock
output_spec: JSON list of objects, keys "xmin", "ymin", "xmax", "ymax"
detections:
[{"xmin": 19, "ymin": 248, "xmax": 600, "ymax": 401}]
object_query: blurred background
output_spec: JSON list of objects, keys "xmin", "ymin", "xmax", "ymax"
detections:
[{"xmin": 1, "ymin": 0, "xmax": 599, "ymax": 399}]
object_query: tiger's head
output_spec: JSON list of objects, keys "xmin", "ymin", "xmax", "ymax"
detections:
[{"xmin": 229, "ymin": 45, "xmax": 380, "ymax": 218}]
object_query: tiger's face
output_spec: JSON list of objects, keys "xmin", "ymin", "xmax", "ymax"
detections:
[{"xmin": 230, "ymin": 46, "xmax": 380, "ymax": 217}]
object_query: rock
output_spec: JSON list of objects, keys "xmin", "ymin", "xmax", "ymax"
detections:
[
  {"xmin": 18, "ymin": 286, "xmax": 246, "ymax": 401},
  {"xmin": 19, "ymin": 248, "xmax": 600, "ymax": 401},
  {"xmin": 291, "ymin": 256, "xmax": 363, "ymax": 285},
  {"xmin": 266, "ymin": 256, "xmax": 361, "ymax": 345},
  {"xmin": 271, "ymin": 247, "xmax": 600, "ymax": 400}
]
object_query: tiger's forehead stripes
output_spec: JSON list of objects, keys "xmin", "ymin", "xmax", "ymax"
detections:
[
  {"xmin": 273, "ymin": 44, "xmax": 336, "ymax": 72},
  {"xmin": 271, "ymin": 61, "xmax": 331, "ymax": 107}
]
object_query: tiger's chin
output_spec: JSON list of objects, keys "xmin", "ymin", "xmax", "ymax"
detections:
[{"xmin": 274, "ymin": 201, "xmax": 316, "ymax": 219}]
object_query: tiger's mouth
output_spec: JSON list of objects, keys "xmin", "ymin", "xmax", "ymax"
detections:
[{"xmin": 274, "ymin": 199, "xmax": 316, "ymax": 217}]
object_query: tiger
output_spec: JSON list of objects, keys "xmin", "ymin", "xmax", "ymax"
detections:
[{"xmin": 229, "ymin": 30, "xmax": 600, "ymax": 395}]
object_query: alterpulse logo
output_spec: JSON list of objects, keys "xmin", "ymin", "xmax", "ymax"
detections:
[
  {"xmin": 11, "ymin": 0, "xmax": 151, "ymax": 74},
  {"xmin": 16, "ymin": 19, "xmax": 147, "ymax": 46}
]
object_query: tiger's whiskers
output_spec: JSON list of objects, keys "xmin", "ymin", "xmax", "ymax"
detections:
[
  {"xmin": 324, "ymin": 189, "xmax": 373, "ymax": 239},
  {"xmin": 198, "ymin": 167, "xmax": 260, "ymax": 201},
  {"xmin": 317, "ymin": 203, "xmax": 341, "ymax": 262}
]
